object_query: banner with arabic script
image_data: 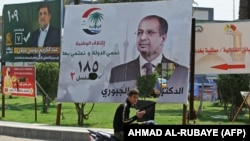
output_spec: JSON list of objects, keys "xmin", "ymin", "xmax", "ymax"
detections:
[
  {"xmin": 57, "ymin": 0, "xmax": 192, "ymax": 103},
  {"xmin": 2, "ymin": 0, "xmax": 61, "ymax": 62},
  {"xmin": 2, "ymin": 66, "xmax": 36, "ymax": 98},
  {"xmin": 195, "ymin": 21, "xmax": 250, "ymax": 74}
]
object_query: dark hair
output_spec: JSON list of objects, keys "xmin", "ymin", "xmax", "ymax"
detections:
[
  {"xmin": 38, "ymin": 3, "xmax": 51, "ymax": 14},
  {"xmin": 127, "ymin": 89, "xmax": 139, "ymax": 96},
  {"xmin": 140, "ymin": 15, "xmax": 168, "ymax": 35}
]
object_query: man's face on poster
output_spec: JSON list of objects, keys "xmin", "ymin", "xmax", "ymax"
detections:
[
  {"xmin": 136, "ymin": 18, "xmax": 166, "ymax": 57},
  {"xmin": 39, "ymin": 7, "xmax": 51, "ymax": 30}
]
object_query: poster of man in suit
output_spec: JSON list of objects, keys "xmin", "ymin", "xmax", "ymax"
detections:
[
  {"xmin": 57, "ymin": 0, "xmax": 192, "ymax": 103},
  {"xmin": 2, "ymin": 0, "xmax": 61, "ymax": 62}
]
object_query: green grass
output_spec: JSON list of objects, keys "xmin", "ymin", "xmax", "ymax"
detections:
[{"xmin": 0, "ymin": 95, "xmax": 249, "ymax": 129}]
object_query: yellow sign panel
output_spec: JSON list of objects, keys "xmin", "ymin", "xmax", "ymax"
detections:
[{"xmin": 13, "ymin": 47, "xmax": 61, "ymax": 54}]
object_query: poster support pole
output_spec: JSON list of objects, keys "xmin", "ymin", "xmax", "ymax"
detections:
[
  {"xmin": 1, "ymin": 61, "xmax": 6, "ymax": 117},
  {"xmin": 35, "ymin": 97, "xmax": 37, "ymax": 122},
  {"xmin": 188, "ymin": 18, "xmax": 197, "ymax": 122}
]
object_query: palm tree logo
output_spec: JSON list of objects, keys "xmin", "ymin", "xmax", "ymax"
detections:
[{"xmin": 82, "ymin": 7, "xmax": 103, "ymax": 35}]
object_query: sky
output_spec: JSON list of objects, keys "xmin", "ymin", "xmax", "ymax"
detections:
[
  {"xmin": 0, "ymin": 0, "xmax": 240, "ymax": 20},
  {"xmin": 0, "ymin": 0, "xmax": 43, "ymax": 16},
  {"xmin": 194, "ymin": 0, "xmax": 240, "ymax": 20}
]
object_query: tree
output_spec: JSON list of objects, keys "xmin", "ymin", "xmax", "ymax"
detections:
[
  {"xmin": 239, "ymin": 0, "xmax": 250, "ymax": 19},
  {"xmin": 136, "ymin": 71, "xmax": 158, "ymax": 122},
  {"xmin": 0, "ymin": 16, "xmax": 2, "ymax": 35},
  {"xmin": 74, "ymin": 0, "xmax": 80, "ymax": 4},
  {"xmin": 35, "ymin": 62, "xmax": 59, "ymax": 113},
  {"xmin": 74, "ymin": 103, "xmax": 95, "ymax": 126},
  {"xmin": 216, "ymin": 0, "xmax": 250, "ymax": 120},
  {"xmin": 217, "ymin": 74, "xmax": 249, "ymax": 120},
  {"xmin": 136, "ymin": 72, "xmax": 158, "ymax": 98}
]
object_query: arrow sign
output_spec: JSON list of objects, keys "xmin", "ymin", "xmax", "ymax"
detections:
[{"xmin": 212, "ymin": 63, "xmax": 245, "ymax": 70}]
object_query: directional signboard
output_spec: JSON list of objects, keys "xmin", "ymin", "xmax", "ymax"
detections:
[{"xmin": 195, "ymin": 21, "xmax": 250, "ymax": 74}]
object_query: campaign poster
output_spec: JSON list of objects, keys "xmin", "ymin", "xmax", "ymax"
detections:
[
  {"xmin": 57, "ymin": 0, "xmax": 192, "ymax": 103},
  {"xmin": 2, "ymin": 66, "xmax": 36, "ymax": 98},
  {"xmin": 2, "ymin": 0, "xmax": 61, "ymax": 62}
]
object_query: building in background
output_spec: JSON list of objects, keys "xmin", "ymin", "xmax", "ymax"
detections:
[{"xmin": 193, "ymin": 7, "xmax": 214, "ymax": 21}]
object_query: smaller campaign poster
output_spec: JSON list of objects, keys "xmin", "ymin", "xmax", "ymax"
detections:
[{"xmin": 2, "ymin": 66, "xmax": 36, "ymax": 97}]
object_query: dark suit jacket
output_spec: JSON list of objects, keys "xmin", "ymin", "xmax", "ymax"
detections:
[
  {"xmin": 31, "ymin": 25, "xmax": 60, "ymax": 47},
  {"xmin": 109, "ymin": 54, "xmax": 176, "ymax": 83}
]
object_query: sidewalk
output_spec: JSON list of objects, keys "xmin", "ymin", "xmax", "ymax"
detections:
[{"xmin": 0, "ymin": 121, "xmax": 113, "ymax": 141}]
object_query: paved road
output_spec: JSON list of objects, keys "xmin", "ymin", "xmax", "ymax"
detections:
[
  {"xmin": 0, "ymin": 121, "xmax": 113, "ymax": 141},
  {"xmin": 0, "ymin": 136, "xmax": 52, "ymax": 141}
]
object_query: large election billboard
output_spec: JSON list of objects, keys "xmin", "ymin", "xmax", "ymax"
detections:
[
  {"xmin": 2, "ymin": 0, "xmax": 61, "ymax": 62},
  {"xmin": 57, "ymin": 0, "xmax": 192, "ymax": 104}
]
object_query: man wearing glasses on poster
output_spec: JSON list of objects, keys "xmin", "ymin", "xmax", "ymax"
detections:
[{"xmin": 109, "ymin": 15, "xmax": 185, "ymax": 84}]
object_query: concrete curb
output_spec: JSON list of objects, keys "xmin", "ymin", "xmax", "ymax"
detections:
[{"xmin": 0, "ymin": 121, "xmax": 113, "ymax": 141}]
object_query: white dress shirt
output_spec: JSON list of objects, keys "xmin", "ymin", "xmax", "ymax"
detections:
[{"xmin": 38, "ymin": 24, "xmax": 49, "ymax": 47}]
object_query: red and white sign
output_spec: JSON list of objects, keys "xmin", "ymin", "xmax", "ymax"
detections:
[{"xmin": 2, "ymin": 66, "xmax": 36, "ymax": 97}]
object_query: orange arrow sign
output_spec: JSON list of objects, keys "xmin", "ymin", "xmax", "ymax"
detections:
[{"xmin": 212, "ymin": 64, "xmax": 245, "ymax": 70}]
